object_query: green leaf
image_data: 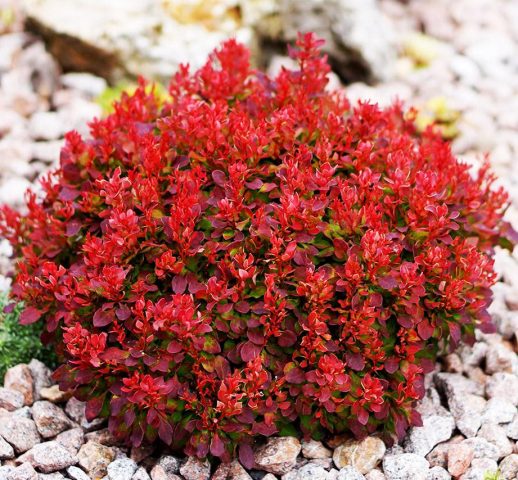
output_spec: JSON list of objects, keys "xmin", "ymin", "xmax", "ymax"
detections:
[
  {"xmin": 0, "ymin": 294, "xmax": 58, "ymax": 378},
  {"xmin": 278, "ymin": 422, "xmax": 298, "ymax": 437},
  {"xmin": 498, "ymin": 236, "xmax": 514, "ymax": 252}
]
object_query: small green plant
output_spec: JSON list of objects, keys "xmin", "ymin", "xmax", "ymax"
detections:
[
  {"xmin": 0, "ymin": 294, "xmax": 58, "ymax": 378},
  {"xmin": 484, "ymin": 470, "xmax": 502, "ymax": 480},
  {"xmin": 96, "ymin": 81, "xmax": 168, "ymax": 114},
  {"xmin": 0, "ymin": 7, "xmax": 16, "ymax": 33}
]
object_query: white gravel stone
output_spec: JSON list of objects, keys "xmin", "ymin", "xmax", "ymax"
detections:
[
  {"xmin": 333, "ymin": 437, "xmax": 386, "ymax": 473},
  {"xmin": 65, "ymin": 398, "xmax": 105, "ymax": 431},
  {"xmin": 486, "ymin": 373, "xmax": 518, "ymax": 405},
  {"xmin": 149, "ymin": 456, "xmax": 181, "ymax": 480},
  {"xmin": 482, "ymin": 397, "xmax": 517, "ymax": 425},
  {"xmin": 404, "ymin": 410, "xmax": 455, "ymax": 456},
  {"xmin": 179, "ymin": 457, "xmax": 210, "ymax": 480},
  {"xmin": 0, "ymin": 466, "xmax": 14, "ymax": 480},
  {"xmin": 364, "ymin": 471, "xmax": 385, "ymax": 480},
  {"xmin": 28, "ymin": 111, "xmax": 66, "ymax": 140},
  {"xmin": 282, "ymin": 462, "xmax": 329, "ymax": 480},
  {"xmin": 426, "ymin": 467, "xmax": 451, "ymax": 480},
  {"xmin": 55, "ymin": 428, "xmax": 85, "ymax": 455},
  {"xmin": 254, "ymin": 437, "xmax": 301, "ymax": 475},
  {"xmin": 382, "ymin": 454, "xmax": 429, "ymax": 480},
  {"xmin": 107, "ymin": 458, "xmax": 138, "ymax": 480},
  {"xmin": 460, "ymin": 438, "xmax": 500, "ymax": 461},
  {"xmin": 60, "ymin": 73, "xmax": 107, "ymax": 98},
  {"xmin": 0, "ymin": 416, "xmax": 40, "ymax": 454},
  {"xmin": 131, "ymin": 467, "xmax": 151, "ymax": 480},
  {"xmin": 0, "ymin": 436, "xmax": 15, "ymax": 460},
  {"xmin": 0, "ymin": 177, "xmax": 32, "ymax": 207},
  {"xmin": 0, "ymin": 387, "xmax": 25, "ymax": 411},
  {"xmin": 485, "ymin": 343, "xmax": 517, "ymax": 374},
  {"xmin": 17, "ymin": 441, "xmax": 77, "ymax": 473},
  {"xmin": 32, "ymin": 400, "xmax": 74, "ymax": 438},
  {"xmin": 498, "ymin": 454, "xmax": 518, "ymax": 480},
  {"xmin": 6, "ymin": 462, "xmax": 38, "ymax": 480},
  {"xmin": 506, "ymin": 414, "xmax": 518, "ymax": 440},
  {"xmin": 335, "ymin": 466, "xmax": 367, "ymax": 480},
  {"xmin": 66, "ymin": 466, "xmax": 90, "ymax": 480},
  {"xmin": 301, "ymin": 439, "xmax": 332, "ymax": 459},
  {"xmin": 447, "ymin": 394, "xmax": 486, "ymax": 438},
  {"xmin": 476, "ymin": 423, "xmax": 513, "ymax": 458}
]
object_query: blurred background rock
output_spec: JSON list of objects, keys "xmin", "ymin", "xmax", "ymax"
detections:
[{"xmin": 18, "ymin": 0, "xmax": 397, "ymax": 84}]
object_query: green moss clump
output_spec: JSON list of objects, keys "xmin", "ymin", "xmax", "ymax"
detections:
[{"xmin": 0, "ymin": 294, "xmax": 58, "ymax": 379}]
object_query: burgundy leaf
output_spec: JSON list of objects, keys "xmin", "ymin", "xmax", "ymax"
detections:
[
  {"xmin": 210, "ymin": 433, "xmax": 225, "ymax": 456},
  {"xmin": 93, "ymin": 308, "xmax": 114, "ymax": 327},
  {"xmin": 285, "ymin": 366, "xmax": 305, "ymax": 384},
  {"xmin": 171, "ymin": 275, "xmax": 187, "ymax": 294},
  {"xmin": 239, "ymin": 444, "xmax": 255, "ymax": 469},
  {"xmin": 212, "ymin": 170, "xmax": 226, "ymax": 186},
  {"xmin": 346, "ymin": 352, "xmax": 365, "ymax": 371},
  {"xmin": 417, "ymin": 320, "xmax": 434, "ymax": 340},
  {"xmin": 240, "ymin": 341, "xmax": 261, "ymax": 362},
  {"xmin": 158, "ymin": 419, "xmax": 174, "ymax": 445},
  {"xmin": 85, "ymin": 396, "xmax": 104, "ymax": 421},
  {"xmin": 19, "ymin": 307, "xmax": 42, "ymax": 325}
]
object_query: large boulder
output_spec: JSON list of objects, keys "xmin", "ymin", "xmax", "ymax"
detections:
[
  {"xmin": 21, "ymin": 0, "xmax": 396, "ymax": 85},
  {"xmin": 277, "ymin": 0, "xmax": 397, "ymax": 83},
  {"xmin": 21, "ymin": 0, "xmax": 254, "ymax": 83}
]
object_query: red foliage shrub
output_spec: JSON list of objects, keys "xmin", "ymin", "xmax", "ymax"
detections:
[{"xmin": 1, "ymin": 33, "xmax": 515, "ymax": 463}]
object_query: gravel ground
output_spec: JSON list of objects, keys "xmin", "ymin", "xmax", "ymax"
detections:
[{"xmin": 1, "ymin": 1, "xmax": 518, "ymax": 479}]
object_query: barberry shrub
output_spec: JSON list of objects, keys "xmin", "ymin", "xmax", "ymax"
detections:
[{"xmin": 0, "ymin": 33, "xmax": 515, "ymax": 464}]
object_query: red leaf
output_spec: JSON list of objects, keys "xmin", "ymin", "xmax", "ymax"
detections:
[
  {"xmin": 346, "ymin": 352, "xmax": 365, "ymax": 371},
  {"xmin": 378, "ymin": 275, "xmax": 398, "ymax": 289},
  {"xmin": 278, "ymin": 330, "xmax": 297, "ymax": 347},
  {"xmin": 171, "ymin": 275, "xmax": 187, "ymax": 294},
  {"xmin": 85, "ymin": 396, "xmax": 104, "ymax": 421},
  {"xmin": 357, "ymin": 408, "xmax": 369, "ymax": 425},
  {"xmin": 65, "ymin": 220, "xmax": 82, "ymax": 237},
  {"xmin": 239, "ymin": 444, "xmax": 254, "ymax": 469},
  {"xmin": 235, "ymin": 301, "xmax": 250, "ymax": 314},
  {"xmin": 410, "ymin": 409, "xmax": 423, "ymax": 427},
  {"xmin": 448, "ymin": 321, "xmax": 461, "ymax": 344},
  {"xmin": 124, "ymin": 408, "xmax": 136, "ymax": 427},
  {"xmin": 397, "ymin": 315, "xmax": 413, "ymax": 328},
  {"xmin": 240, "ymin": 341, "xmax": 261, "ymax": 362},
  {"xmin": 245, "ymin": 178, "xmax": 263, "ymax": 190},
  {"xmin": 212, "ymin": 170, "xmax": 226, "ymax": 186},
  {"xmin": 210, "ymin": 433, "xmax": 225, "ymax": 456},
  {"xmin": 214, "ymin": 355, "xmax": 231, "ymax": 379},
  {"xmin": 247, "ymin": 328, "xmax": 264, "ymax": 345},
  {"xmin": 252, "ymin": 422, "xmax": 278, "ymax": 436},
  {"xmin": 19, "ymin": 307, "xmax": 42, "ymax": 325},
  {"xmin": 167, "ymin": 341, "xmax": 183, "ymax": 354},
  {"xmin": 285, "ymin": 365, "xmax": 305, "ymax": 384},
  {"xmin": 158, "ymin": 419, "xmax": 174, "ymax": 445},
  {"xmin": 417, "ymin": 320, "xmax": 434, "ymax": 340},
  {"xmin": 93, "ymin": 308, "xmax": 114, "ymax": 327}
]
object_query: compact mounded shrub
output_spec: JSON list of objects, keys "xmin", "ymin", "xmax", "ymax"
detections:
[{"xmin": 1, "ymin": 34, "xmax": 515, "ymax": 463}]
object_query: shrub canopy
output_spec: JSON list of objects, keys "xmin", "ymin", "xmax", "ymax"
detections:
[{"xmin": 1, "ymin": 33, "xmax": 515, "ymax": 464}]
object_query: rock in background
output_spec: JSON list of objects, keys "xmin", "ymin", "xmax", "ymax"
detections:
[
  {"xmin": 20, "ymin": 0, "xmax": 397, "ymax": 84},
  {"xmin": 21, "ymin": 0, "xmax": 257, "ymax": 83}
]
